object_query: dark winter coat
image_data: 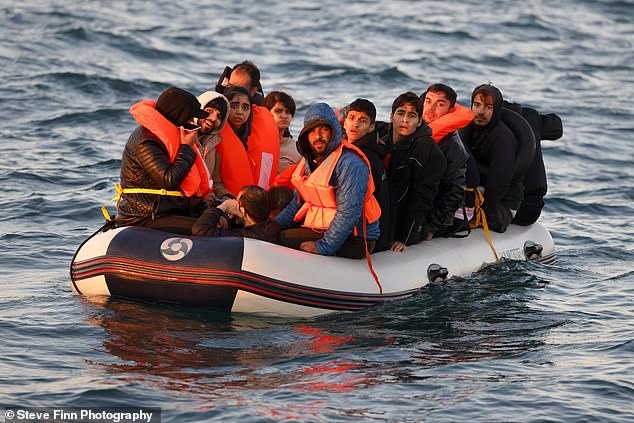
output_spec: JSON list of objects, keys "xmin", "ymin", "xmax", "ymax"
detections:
[
  {"xmin": 352, "ymin": 130, "xmax": 392, "ymax": 252},
  {"xmin": 116, "ymin": 126, "xmax": 198, "ymax": 227},
  {"xmin": 427, "ymin": 131, "xmax": 469, "ymax": 235},
  {"xmin": 377, "ymin": 121, "xmax": 446, "ymax": 246},
  {"xmin": 460, "ymin": 86, "xmax": 523, "ymax": 212}
]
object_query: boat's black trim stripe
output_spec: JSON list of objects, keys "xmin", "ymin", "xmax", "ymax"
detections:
[
  {"xmin": 72, "ymin": 256, "xmax": 420, "ymax": 311},
  {"xmin": 534, "ymin": 251, "xmax": 556, "ymax": 264}
]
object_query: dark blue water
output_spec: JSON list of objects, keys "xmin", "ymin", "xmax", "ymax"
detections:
[{"xmin": 1, "ymin": 0, "xmax": 633, "ymax": 421}]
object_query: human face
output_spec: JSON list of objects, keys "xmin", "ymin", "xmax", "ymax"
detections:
[
  {"xmin": 199, "ymin": 106, "xmax": 222, "ymax": 134},
  {"xmin": 390, "ymin": 104, "xmax": 422, "ymax": 142},
  {"xmin": 307, "ymin": 124, "xmax": 332, "ymax": 160},
  {"xmin": 344, "ymin": 110, "xmax": 375, "ymax": 144},
  {"xmin": 423, "ymin": 91, "xmax": 452, "ymax": 124},
  {"xmin": 472, "ymin": 93, "xmax": 495, "ymax": 126},
  {"xmin": 228, "ymin": 94, "xmax": 251, "ymax": 129},
  {"xmin": 270, "ymin": 102, "xmax": 293, "ymax": 133},
  {"xmin": 228, "ymin": 70, "xmax": 256, "ymax": 97}
]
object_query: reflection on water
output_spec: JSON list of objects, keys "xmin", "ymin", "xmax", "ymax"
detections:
[{"xmin": 81, "ymin": 263, "xmax": 561, "ymax": 412}]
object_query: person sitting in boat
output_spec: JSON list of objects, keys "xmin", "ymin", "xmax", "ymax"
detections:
[
  {"xmin": 264, "ymin": 91, "xmax": 302, "ymax": 174},
  {"xmin": 342, "ymin": 98, "xmax": 392, "ymax": 252},
  {"xmin": 215, "ymin": 60, "xmax": 266, "ymax": 106},
  {"xmin": 213, "ymin": 86, "xmax": 280, "ymax": 201},
  {"xmin": 268, "ymin": 185, "xmax": 294, "ymax": 218},
  {"xmin": 194, "ymin": 90, "xmax": 230, "ymax": 202},
  {"xmin": 420, "ymin": 83, "xmax": 472, "ymax": 238},
  {"xmin": 116, "ymin": 87, "xmax": 211, "ymax": 235},
  {"xmin": 275, "ymin": 103, "xmax": 381, "ymax": 258},
  {"xmin": 192, "ymin": 185, "xmax": 281, "ymax": 242},
  {"xmin": 375, "ymin": 92, "xmax": 446, "ymax": 252},
  {"xmin": 460, "ymin": 83, "xmax": 523, "ymax": 233}
]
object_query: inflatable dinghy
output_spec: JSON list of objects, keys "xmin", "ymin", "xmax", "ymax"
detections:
[{"xmin": 70, "ymin": 223, "xmax": 555, "ymax": 317}]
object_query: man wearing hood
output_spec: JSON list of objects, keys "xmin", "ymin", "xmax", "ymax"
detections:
[
  {"xmin": 376, "ymin": 92, "xmax": 446, "ymax": 253},
  {"xmin": 195, "ymin": 91, "xmax": 230, "ymax": 202},
  {"xmin": 116, "ymin": 87, "xmax": 211, "ymax": 235},
  {"xmin": 275, "ymin": 103, "xmax": 381, "ymax": 259},
  {"xmin": 461, "ymin": 83, "xmax": 521, "ymax": 233}
]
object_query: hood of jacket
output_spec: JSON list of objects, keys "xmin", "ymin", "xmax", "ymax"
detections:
[
  {"xmin": 471, "ymin": 84, "xmax": 504, "ymax": 141},
  {"xmin": 196, "ymin": 91, "xmax": 230, "ymax": 136},
  {"xmin": 353, "ymin": 130, "xmax": 389, "ymax": 159},
  {"xmin": 296, "ymin": 103, "xmax": 342, "ymax": 162}
]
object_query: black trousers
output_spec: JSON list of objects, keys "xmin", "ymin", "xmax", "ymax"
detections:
[
  {"xmin": 277, "ymin": 227, "xmax": 375, "ymax": 259},
  {"xmin": 484, "ymin": 204, "xmax": 513, "ymax": 233}
]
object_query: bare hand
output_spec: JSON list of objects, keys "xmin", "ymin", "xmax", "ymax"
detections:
[
  {"xmin": 425, "ymin": 231, "xmax": 433, "ymax": 241},
  {"xmin": 217, "ymin": 215, "xmax": 230, "ymax": 230},
  {"xmin": 390, "ymin": 241, "xmax": 407, "ymax": 253},
  {"xmin": 218, "ymin": 199, "xmax": 240, "ymax": 217},
  {"xmin": 300, "ymin": 241, "xmax": 319, "ymax": 254},
  {"xmin": 180, "ymin": 126, "xmax": 198, "ymax": 147}
]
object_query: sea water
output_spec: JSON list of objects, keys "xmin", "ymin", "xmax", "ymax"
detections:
[{"xmin": 0, "ymin": 0, "xmax": 632, "ymax": 421}]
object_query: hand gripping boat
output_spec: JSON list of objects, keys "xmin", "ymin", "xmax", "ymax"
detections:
[{"xmin": 70, "ymin": 223, "xmax": 555, "ymax": 317}]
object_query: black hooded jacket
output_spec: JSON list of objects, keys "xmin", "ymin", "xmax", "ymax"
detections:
[
  {"xmin": 351, "ymin": 130, "xmax": 392, "ymax": 252},
  {"xmin": 377, "ymin": 121, "xmax": 446, "ymax": 246},
  {"xmin": 427, "ymin": 131, "xmax": 469, "ymax": 235},
  {"xmin": 116, "ymin": 126, "xmax": 197, "ymax": 226},
  {"xmin": 460, "ymin": 85, "xmax": 523, "ymax": 211}
]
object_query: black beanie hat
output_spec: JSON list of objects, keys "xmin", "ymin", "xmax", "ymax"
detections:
[{"xmin": 156, "ymin": 87, "xmax": 209, "ymax": 128}]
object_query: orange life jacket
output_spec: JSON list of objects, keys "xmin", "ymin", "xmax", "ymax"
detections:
[
  {"xmin": 291, "ymin": 141, "xmax": 381, "ymax": 231},
  {"xmin": 428, "ymin": 103, "xmax": 473, "ymax": 143},
  {"xmin": 272, "ymin": 163, "xmax": 297, "ymax": 191},
  {"xmin": 216, "ymin": 104, "xmax": 280, "ymax": 196},
  {"xmin": 129, "ymin": 100, "xmax": 211, "ymax": 198}
]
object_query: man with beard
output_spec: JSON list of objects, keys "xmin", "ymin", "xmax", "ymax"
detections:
[
  {"xmin": 461, "ymin": 84, "xmax": 523, "ymax": 233},
  {"xmin": 275, "ymin": 103, "xmax": 381, "ymax": 258}
]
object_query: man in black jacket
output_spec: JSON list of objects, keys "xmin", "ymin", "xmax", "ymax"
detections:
[
  {"xmin": 377, "ymin": 92, "xmax": 446, "ymax": 252},
  {"xmin": 343, "ymin": 98, "xmax": 392, "ymax": 252},
  {"xmin": 421, "ymin": 83, "xmax": 470, "ymax": 238},
  {"xmin": 461, "ymin": 84, "xmax": 522, "ymax": 233},
  {"xmin": 116, "ymin": 87, "xmax": 210, "ymax": 235}
]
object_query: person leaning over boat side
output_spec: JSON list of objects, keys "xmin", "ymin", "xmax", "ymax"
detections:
[
  {"xmin": 460, "ymin": 83, "xmax": 522, "ymax": 233},
  {"xmin": 214, "ymin": 86, "xmax": 280, "ymax": 200},
  {"xmin": 215, "ymin": 60, "xmax": 266, "ymax": 106},
  {"xmin": 420, "ymin": 83, "xmax": 472, "ymax": 238},
  {"xmin": 116, "ymin": 87, "xmax": 211, "ymax": 235},
  {"xmin": 195, "ymin": 90, "xmax": 230, "ymax": 199},
  {"xmin": 342, "ymin": 98, "xmax": 392, "ymax": 252},
  {"xmin": 192, "ymin": 185, "xmax": 281, "ymax": 242},
  {"xmin": 275, "ymin": 103, "xmax": 381, "ymax": 259},
  {"xmin": 264, "ymin": 91, "xmax": 302, "ymax": 174},
  {"xmin": 375, "ymin": 92, "xmax": 446, "ymax": 253}
]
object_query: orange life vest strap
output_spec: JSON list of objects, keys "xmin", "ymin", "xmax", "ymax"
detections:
[{"xmin": 467, "ymin": 187, "xmax": 500, "ymax": 262}]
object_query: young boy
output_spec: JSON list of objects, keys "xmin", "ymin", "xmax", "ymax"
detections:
[
  {"xmin": 343, "ymin": 98, "xmax": 392, "ymax": 252},
  {"xmin": 377, "ymin": 92, "xmax": 446, "ymax": 252}
]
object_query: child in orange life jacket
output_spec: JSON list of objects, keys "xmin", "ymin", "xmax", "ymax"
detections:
[
  {"xmin": 192, "ymin": 185, "xmax": 280, "ymax": 242},
  {"xmin": 211, "ymin": 86, "xmax": 253, "ymax": 200},
  {"xmin": 264, "ymin": 91, "xmax": 302, "ymax": 174}
]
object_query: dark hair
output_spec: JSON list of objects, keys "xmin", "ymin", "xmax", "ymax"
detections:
[
  {"xmin": 347, "ymin": 98, "xmax": 376, "ymax": 123},
  {"xmin": 233, "ymin": 60, "xmax": 261, "ymax": 90},
  {"xmin": 204, "ymin": 97, "xmax": 227, "ymax": 121},
  {"xmin": 391, "ymin": 91, "xmax": 423, "ymax": 118},
  {"xmin": 238, "ymin": 185, "xmax": 271, "ymax": 223},
  {"xmin": 422, "ymin": 83, "xmax": 457, "ymax": 108},
  {"xmin": 268, "ymin": 185, "xmax": 294, "ymax": 213},
  {"xmin": 264, "ymin": 91, "xmax": 296, "ymax": 116},
  {"xmin": 224, "ymin": 86, "xmax": 252, "ymax": 104},
  {"xmin": 471, "ymin": 84, "xmax": 497, "ymax": 105}
]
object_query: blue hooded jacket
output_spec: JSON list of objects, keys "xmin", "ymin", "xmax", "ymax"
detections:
[{"xmin": 275, "ymin": 103, "xmax": 380, "ymax": 256}]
